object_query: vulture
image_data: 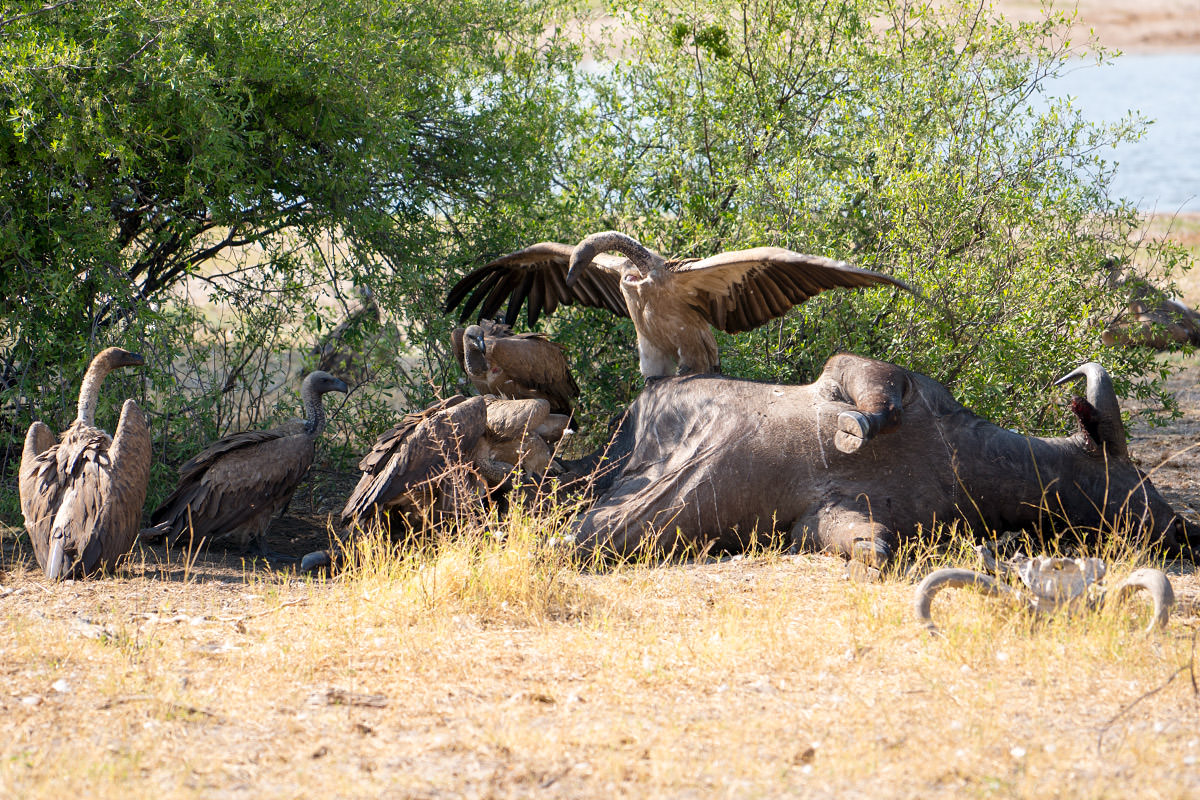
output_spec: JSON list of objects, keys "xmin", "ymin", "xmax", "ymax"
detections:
[
  {"xmin": 341, "ymin": 395, "xmax": 567, "ymax": 533},
  {"xmin": 451, "ymin": 319, "xmax": 579, "ymax": 415},
  {"xmin": 444, "ymin": 231, "xmax": 914, "ymax": 377},
  {"xmin": 311, "ymin": 285, "xmax": 382, "ymax": 381},
  {"xmin": 146, "ymin": 370, "xmax": 348, "ymax": 558},
  {"xmin": 19, "ymin": 347, "xmax": 152, "ymax": 580}
]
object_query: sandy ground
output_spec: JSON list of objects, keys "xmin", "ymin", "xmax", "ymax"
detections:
[{"xmin": 990, "ymin": 0, "xmax": 1200, "ymax": 52}]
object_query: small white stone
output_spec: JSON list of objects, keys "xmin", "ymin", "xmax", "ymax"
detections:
[
  {"xmin": 51, "ymin": 679, "xmax": 70, "ymax": 694},
  {"xmin": 1010, "ymin": 747, "xmax": 1026, "ymax": 759},
  {"xmin": 20, "ymin": 695, "xmax": 42, "ymax": 706}
]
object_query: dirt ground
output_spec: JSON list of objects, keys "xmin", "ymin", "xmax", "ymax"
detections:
[{"xmin": 990, "ymin": 0, "xmax": 1200, "ymax": 52}]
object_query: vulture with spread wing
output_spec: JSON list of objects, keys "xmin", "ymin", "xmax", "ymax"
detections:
[
  {"xmin": 19, "ymin": 347, "xmax": 152, "ymax": 580},
  {"xmin": 146, "ymin": 370, "xmax": 348, "ymax": 558},
  {"xmin": 451, "ymin": 319, "xmax": 579, "ymax": 415},
  {"xmin": 445, "ymin": 231, "xmax": 914, "ymax": 377}
]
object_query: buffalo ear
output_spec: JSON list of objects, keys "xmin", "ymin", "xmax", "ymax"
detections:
[{"xmin": 1055, "ymin": 363, "xmax": 1128, "ymax": 460}]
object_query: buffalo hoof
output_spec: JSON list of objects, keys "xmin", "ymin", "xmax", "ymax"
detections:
[
  {"xmin": 300, "ymin": 550, "xmax": 333, "ymax": 574},
  {"xmin": 834, "ymin": 411, "xmax": 871, "ymax": 453},
  {"xmin": 845, "ymin": 538, "xmax": 894, "ymax": 582}
]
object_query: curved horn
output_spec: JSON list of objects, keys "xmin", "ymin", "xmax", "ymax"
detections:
[
  {"xmin": 1107, "ymin": 567, "xmax": 1174, "ymax": 633},
  {"xmin": 913, "ymin": 568, "xmax": 1015, "ymax": 634},
  {"xmin": 1054, "ymin": 362, "xmax": 1128, "ymax": 459},
  {"xmin": 568, "ymin": 231, "xmax": 659, "ymax": 285}
]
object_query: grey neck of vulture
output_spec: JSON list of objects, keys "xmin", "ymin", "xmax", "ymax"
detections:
[
  {"xmin": 301, "ymin": 378, "xmax": 330, "ymax": 436},
  {"xmin": 571, "ymin": 231, "xmax": 663, "ymax": 280},
  {"xmin": 464, "ymin": 341, "xmax": 488, "ymax": 377},
  {"xmin": 76, "ymin": 353, "xmax": 118, "ymax": 427}
]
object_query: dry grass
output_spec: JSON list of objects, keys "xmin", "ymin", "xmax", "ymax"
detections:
[{"xmin": 2, "ymin": 501, "xmax": 1199, "ymax": 798}]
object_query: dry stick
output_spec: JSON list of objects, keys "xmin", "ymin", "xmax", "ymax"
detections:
[{"xmin": 1097, "ymin": 628, "xmax": 1200, "ymax": 755}]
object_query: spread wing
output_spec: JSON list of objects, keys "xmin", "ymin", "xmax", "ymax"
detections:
[
  {"xmin": 444, "ymin": 243, "xmax": 628, "ymax": 326},
  {"xmin": 151, "ymin": 426, "xmax": 314, "ymax": 541},
  {"xmin": 671, "ymin": 248, "xmax": 913, "ymax": 334},
  {"xmin": 486, "ymin": 333, "xmax": 580, "ymax": 414}
]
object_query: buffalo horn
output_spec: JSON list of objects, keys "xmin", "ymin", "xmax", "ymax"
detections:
[
  {"xmin": 1107, "ymin": 567, "xmax": 1174, "ymax": 633},
  {"xmin": 1054, "ymin": 362, "xmax": 1128, "ymax": 459},
  {"xmin": 912, "ymin": 568, "xmax": 1014, "ymax": 634}
]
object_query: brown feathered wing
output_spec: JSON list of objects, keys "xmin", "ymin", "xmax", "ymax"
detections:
[
  {"xmin": 341, "ymin": 395, "xmax": 488, "ymax": 529},
  {"xmin": 484, "ymin": 333, "xmax": 579, "ymax": 414},
  {"xmin": 150, "ymin": 424, "xmax": 315, "ymax": 546},
  {"xmin": 18, "ymin": 399, "xmax": 151, "ymax": 577},
  {"xmin": 444, "ymin": 243, "xmax": 628, "ymax": 326},
  {"xmin": 671, "ymin": 247, "xmax": 913, "ymax": 334}
]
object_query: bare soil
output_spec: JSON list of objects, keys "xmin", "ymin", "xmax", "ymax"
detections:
[{"xmin": 990, "ymin": 0, "xmax": 1200, "ymax": 52}]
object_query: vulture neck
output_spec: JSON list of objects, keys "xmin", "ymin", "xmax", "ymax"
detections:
[
  {"xmin": 301, "ymin": 385, "xmax": 328, "ymax": 436},
  {"xmin": 464, "ymin": 344, "xmax": 488, "ymax": 378},
  {"xmin": 76, "ymin": 357, "xmax": 115, "ymax": 427}
]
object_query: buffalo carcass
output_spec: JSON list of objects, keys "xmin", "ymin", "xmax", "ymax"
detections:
[{"xmin": 572, "ymin": 355, "xmax": 1196, "ymax": 568}]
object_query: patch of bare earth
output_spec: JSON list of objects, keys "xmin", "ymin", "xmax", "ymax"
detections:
[{"xmin": 988, "ymin": 0, "xmax": 1200, "ymax": 53}]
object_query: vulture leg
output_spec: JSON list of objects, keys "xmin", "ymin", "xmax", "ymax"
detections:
[
  {"xmin": 243, "ymin": 537, "xmax": 297, "ymax": 565},
  {"xmin": 790, "ymin": 501, "xmax": 899, "ymax": 580}
]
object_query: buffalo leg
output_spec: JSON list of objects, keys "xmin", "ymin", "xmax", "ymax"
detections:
[
  {"xmin": 790, "ymin": 503, "xmax": 900, "ymax": 576},
  {"xmin": 823, "ymin": 356, "xmax": 907, "ymax": 454}
]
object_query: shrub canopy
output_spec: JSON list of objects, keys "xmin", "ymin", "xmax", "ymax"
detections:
[{"xmin": 0, "ymin": 0, "xmax": 1189, "ymax": 516}]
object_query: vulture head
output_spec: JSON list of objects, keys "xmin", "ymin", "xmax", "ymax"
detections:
[
  {"xmin": 95, "ymin": 347, "xmax": 146, "ymax": 370},
  {"xmin": 304, "ymin": 370, "xmax": 350, "ymax": 397},
  {"xmin": 299, "ymin": 370, "xmax": 349, "ymax": 435},
  {"xmin": 568, "ymin": 231, "xmax": 664, "ymax": 286},
  {"xmin": 462, "ymin": 324, "xmax": 488, "ymax": 377},
  {"xmin": 1053, "ymin": 362, "xmax": 1128, "ymax": 460}
]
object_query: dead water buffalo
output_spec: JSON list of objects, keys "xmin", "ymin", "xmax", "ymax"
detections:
[{"xmin": 572, "ymin": 355, "xmax": 1196, "ymax": 567}]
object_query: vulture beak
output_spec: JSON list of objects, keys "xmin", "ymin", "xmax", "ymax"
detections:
[{"xmin": 332, "ymin": 377, "xmax": 349, "ymax": 394}]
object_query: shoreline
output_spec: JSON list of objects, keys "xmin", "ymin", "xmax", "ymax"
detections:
[{"xmin": 988, "ymin": 0, "xmax": 1200, "ymax": 54}]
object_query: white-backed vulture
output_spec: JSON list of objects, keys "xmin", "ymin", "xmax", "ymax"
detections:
[
  {"xmin": 146, "ymin": 370, "xmax": 348, "ymax": 558},
  {"xmin": 341, "ymin": 395, "xmax": 566, "ymax": 533},
  {"xmin": 19, "ymin": 347, "xmax": 151, "ymax": 580},
  {"xmin": 312, "ymin": 285, "xmax": 382, "ymax": 380},
  {"xmin": 451, "ymin": 319, "xmax": 579, "ymax": 416},
  {"xmin": 444, "ymin": 231, "xmax": 914, "ymax": 377}
]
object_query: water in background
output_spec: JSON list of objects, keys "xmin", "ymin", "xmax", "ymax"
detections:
[{"xmin": 1044, "ymin": 53, "xmax": 1200, "ymax": 213}]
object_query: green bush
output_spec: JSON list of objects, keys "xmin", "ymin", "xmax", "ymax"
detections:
[
  {"xmin": 558, "ymin": 0, "xmax": 1189, "ymax": 432},
  {"xmin": 1, "ymin": 0, "xmax": 1191, "ymax": 525}
]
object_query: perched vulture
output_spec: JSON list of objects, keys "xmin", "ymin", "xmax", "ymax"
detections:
[
  {"xmin": 146, "ymin": 370, "xmax": 348, "ymax": 558},
  {"xmin": 341, "ymin": 395, "xmax": 566, "ymax": 533},
  {"xmin": 311, "ymin": 285, "xmax": 382, "ymax": 381},
  {"xmin": 445, "ymin": 231, "xmax": 914, "ymax": 377},
  {"xmin": 19, "ymin": 347, "xmax": 152, "ymax": 580},
  {"xmin": 451, "ymin": 319, "xmax": 579, "ymax": 415}
]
